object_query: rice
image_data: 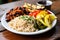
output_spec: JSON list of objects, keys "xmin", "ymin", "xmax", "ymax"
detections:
[{"xmin": 8, "ymin": 15, "xmax": 38, "ymax": 32}]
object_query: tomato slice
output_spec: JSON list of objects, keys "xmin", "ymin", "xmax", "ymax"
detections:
[
  {"xmin": 33, "ymin": 12, "xmax": 37, "ymax": 17},
  {"xmin": 29, "ymin": 10, "xmax": 41, "ymax": 17}
]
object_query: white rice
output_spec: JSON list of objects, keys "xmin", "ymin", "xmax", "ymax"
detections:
[{"xmin": 8, "ymin": 16, "xmax": 37, "ymax": 32}]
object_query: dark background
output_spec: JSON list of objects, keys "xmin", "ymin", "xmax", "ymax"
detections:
[
  {"xmin": 0, "ymin": 0, "xmax": 58, "ymax": 4},
  {"xmin": 0, "ymin": 0, "xmax": 17, "ymax": 4}
]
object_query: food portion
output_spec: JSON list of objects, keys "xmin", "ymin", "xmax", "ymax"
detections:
[
  {"xmin": 36, "ymin": 10, "xmax": 57, "ymax": 27},
  {"xmin": 6, "ymin": 7, "xmax": 30, "ymax": 22},
  {"xmin": 6, "ymin": 3, "xmax": 57, "ymax": 32},
  {"xmin": 23, "ymin": 3, "xmax": 45, "ymax": 12},
  {"xmin": 8, "ymin": 15, "xmax": 38, "ymax": 32}
]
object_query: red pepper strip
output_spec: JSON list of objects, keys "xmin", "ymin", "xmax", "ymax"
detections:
[{"xmin": 29, "ymin": 10, "xmax": 41, "ymax": 17}]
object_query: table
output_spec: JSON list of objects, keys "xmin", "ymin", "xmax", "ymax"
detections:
[{"xmin": 0, "ymin": 0, "xmax": 60, "ymax": 40}]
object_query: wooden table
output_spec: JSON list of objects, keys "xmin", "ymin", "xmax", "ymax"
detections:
[{"xmin": 0, "ymin": 0, "xmax": 60, "ymax": 40}]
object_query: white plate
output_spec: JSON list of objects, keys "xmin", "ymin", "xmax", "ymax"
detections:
[{"xmin": 1, "ymin": 10, "xmax": 57, "ymax": 35}]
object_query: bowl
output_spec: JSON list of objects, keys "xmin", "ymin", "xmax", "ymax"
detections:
[{"xmin": 1, "ymin": 10, "xmax": 57, "ymax": 35}]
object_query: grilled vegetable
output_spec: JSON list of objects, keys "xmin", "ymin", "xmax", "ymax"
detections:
[
  {"xmin": 36, "ymin": 10, "xmax": 57, "ymax": 27},
  {"xmin": 29, "ymin": 10, "xmax": 40, "ymax": 17}
]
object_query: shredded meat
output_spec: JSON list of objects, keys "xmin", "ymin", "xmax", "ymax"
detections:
[{"xmin": 6, "ymin": 7, "xmax": 30, "ymax": 22}]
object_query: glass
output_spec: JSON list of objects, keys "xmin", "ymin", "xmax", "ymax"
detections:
[
  {"xmin": 37, "ymin": 0, "xmax": 53, "ymax": 10},
  {"xmin": 45, "ymin": 0, "xmax": 52, "ymax": 10}
]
